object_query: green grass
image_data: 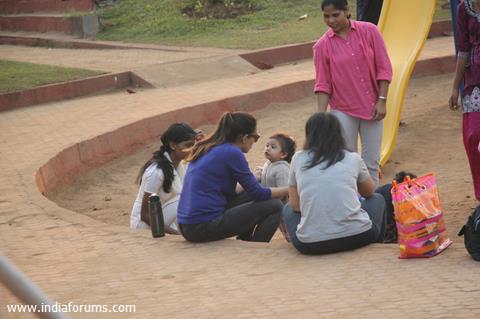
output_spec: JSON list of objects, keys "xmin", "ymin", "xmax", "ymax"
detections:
[
  {"xmin": 0, "ymin": 60, "xmax": 103, "ymax": 94},
  {"xmin": 434, "ymin": 1, "xmax": 453, "ymax": 21},
  {"xmin": 96, "ymin": 0, "xmax": 453, "ymax": 50},
  {"xmin": 97, "ymin": 0, "xmax": 351, "ymax": 49}
]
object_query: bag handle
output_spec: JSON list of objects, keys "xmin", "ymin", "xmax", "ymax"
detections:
[
  {"xmin": 458, "ymin": 225, "xmax": 466, "ymax": 236},
  {"xmin": 404, "ymin": 176, "xmax": 427, "ymax": 190},
  {"xmin": 392, "ymin": 176, "xmax": 426, "ymax": 193}
]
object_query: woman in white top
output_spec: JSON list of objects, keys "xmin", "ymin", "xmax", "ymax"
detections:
[
  {"xmin": 283, "ymin": 113, "xmax": 387, "ymax": 255},
  {"xmin": 130, "ymin": 123, "xmax": 196, "ymax": 234}
]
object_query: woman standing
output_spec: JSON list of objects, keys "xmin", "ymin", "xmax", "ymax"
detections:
[
  {"xmin": 314, "ymin": 0, "xmax": 392, "ymax": 186},
  {"xmin": 177, "ymin": 112, "xmax": 287, "ymax": 243},
  {"xmin": 283, "ymin": 113, "xmax": 387, "ymax": 255},
  {"xmin": 130, "ymin": 123, "xmax": 197, "ymax": 234},
  {"xmin": 449, "ymin": 0, "xmax": 480, "ymax": 201}
]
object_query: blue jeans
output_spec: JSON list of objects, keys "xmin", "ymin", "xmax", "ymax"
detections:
[{"xmin": 283, "ymin": 193, "xmax": 386, "ymax": 255}]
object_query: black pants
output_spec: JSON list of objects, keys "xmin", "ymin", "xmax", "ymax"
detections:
[
  {"xmin": 357, "ymin": 0, "xmax": 384, "ymax": 25},
  {"xmin": 180, "ymin": 197, "xmax": 283, "ymax": 243},
  {"xmin": 375, "ymin": 183, "xmax": 398, "ymax": 242}
]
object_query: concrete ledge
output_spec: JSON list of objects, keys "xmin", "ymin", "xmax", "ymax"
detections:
[
  {"xmin": 240, "ymin": 41, "xmax": 315, "ymax": 70},
  {"xmin": 240, "ymin": 20, "xmax": 452, "ymax": 69},
  {"xmin": 240, "ymin": 42, "xmax": 314, "ymax": 69},
  {"xmin": 0, "ymin": 34, "xmax": 185, "ymax": 50},
  {"xmin": 0, "ymin": 15, "xmax": 74, "ymax": 34},
  {"xmin": 0, "ymin": 14, "xmax": 98, "ymax": 37},
  {"xmin": 0, "ymin": 34, "xmax": 122, "ymax": 49},
  {"xmin": 0, "ymin": 72, "xmax": 153, "ymax": 112},
  {"xmin": 412, "ymin": 55, "xmax": 456, "ymax": 78},
  {"xmin": 241, "ymin": 43, "xmax": 455, "ymax": 79},
  {"xmin": 0, "ymin": 0, "xmax": 94, "ymax": 14},
  {"xmin": 37, "ymin": 80, "xmax": 313, "ymax": 195},
  {"xmin": 428, "ymin": 20, "xmax": 453, "ymax": 38}
]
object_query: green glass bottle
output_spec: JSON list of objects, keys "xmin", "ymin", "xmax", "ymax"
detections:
[{"xmin": 148, "ymin": 194, "xmax": 165, "ymax": 238}]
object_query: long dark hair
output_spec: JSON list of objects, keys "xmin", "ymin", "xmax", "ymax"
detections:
[
  {"xmin": 187, "ymin": 112, "xmax": 256, "ymax": 162},
  {"xmin": 321, "ymin": 0, "xmax": 351, "ymax": 18},
  {"xmin": 303, "ymin": 113, "xmax": 346, "ymax": 170},
  {"xmin": 136, "ymin": 123, "xmax": 196, "ymax": 193}
]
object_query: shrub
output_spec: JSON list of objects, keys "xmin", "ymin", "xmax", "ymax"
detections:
[{"xmin": 181, "ymin": 0, "xmax": 258, "ymax": 19}]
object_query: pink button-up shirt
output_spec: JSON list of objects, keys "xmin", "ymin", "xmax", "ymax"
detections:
[{"xmin": 313, "ymin": 20, "xmax": 393, "ymax": 120}]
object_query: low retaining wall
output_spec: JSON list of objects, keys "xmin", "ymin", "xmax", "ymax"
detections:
[
  {"xmin": 0, "ymin": 34, "xmax": 186, "ymax": 51},
  {"xmin": 0, "ymin": 14, "xmax": 99, "ymax": 37},
  {"xmin": 0, "ymin": 15, "xmax": 75, "ymax": 33},
  {"xmin": 36, "ymin": 80, "xmax": 313, "ymax": 195},
  {"xmin": 0, "ymin": 0, "xmax": 94, "ymax": 14},
  {"xmin": 240, "ymin": 20, "xmax": 453, "ymax": 69},
  {"xmin": 428, "ymin": 20, "xmax": 453, "ymax": 38},
  {"xmin": 412, "ymin": 55, "xmax": 456, "ymax": 78},
  {"xmin": 0, "ymin": 72, "xmax": 152, "ymax": 112},
  {"xmin": 0, "ymin": 34, "xmax": 132, "ymax": 49},
  {"xmin": 240, "ymin": 42, "xmax": 313, "ymax": 70}
]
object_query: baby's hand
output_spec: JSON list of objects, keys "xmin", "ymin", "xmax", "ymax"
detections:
[{"xmin": 254, "ymin": 166, "xmax": 263, "ymax": 181}]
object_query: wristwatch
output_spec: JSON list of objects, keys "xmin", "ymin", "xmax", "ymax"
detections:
[{"xmin": 378, "ymin": 96, "xmax": 387, "ymax": 102}]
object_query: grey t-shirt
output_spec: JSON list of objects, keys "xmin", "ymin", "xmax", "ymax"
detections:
[
  {"xmin": 288, "ymin": 150, "xmax": 372, "ymax": 243},
  {"xmin": 260, "ymin": 160, "xmax": 290, "ymax": 188}
]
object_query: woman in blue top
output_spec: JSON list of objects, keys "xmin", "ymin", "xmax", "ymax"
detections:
[{"xmin": 178, "ymin": 112, "xmax": 288, "ymax": 243}]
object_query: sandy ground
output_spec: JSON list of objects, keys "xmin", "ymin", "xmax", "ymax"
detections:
[{"xmin": 49, "ymin": 73, "xmax": 479, "ymax": 242}]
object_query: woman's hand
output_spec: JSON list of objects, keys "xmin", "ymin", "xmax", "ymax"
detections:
[
  {"xmin": 448, "ymin": 89, "xmax": 460, "ymax": 111},
  {"xmin": 372, "ymin": 100, "xmax": 387, "ymax": 121}
]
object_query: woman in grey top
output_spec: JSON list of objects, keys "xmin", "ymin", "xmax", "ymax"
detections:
[{"xmin": 283, "ymin": 113, "xmax": 387, "ymax": 255}]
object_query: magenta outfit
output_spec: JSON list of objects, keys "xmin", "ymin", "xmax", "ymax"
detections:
[
  {"xmin": 313, "ymin": 20, "xmax": 392, "ymax": 120},
  {"xmin": 457, "ymin": 0, "xmax": 480, "ymax": 200}
]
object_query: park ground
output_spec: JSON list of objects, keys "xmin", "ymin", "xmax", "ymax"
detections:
[{"xmin": 1, "ymin": 2, "xmax": 480, "ymax": 318}]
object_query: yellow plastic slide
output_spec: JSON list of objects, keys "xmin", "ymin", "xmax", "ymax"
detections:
[{"xmin": 375, "ymin": 0, "xmax": 436, "ymax": 165}]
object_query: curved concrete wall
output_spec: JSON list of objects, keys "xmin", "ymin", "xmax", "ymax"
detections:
[
  {"xmin": 36, "ymin": 80, "xmax": 313, "ymax": 196},
  {"xmin": 0, "ymin": 72, "xmax": 152, "ymax": 112}
]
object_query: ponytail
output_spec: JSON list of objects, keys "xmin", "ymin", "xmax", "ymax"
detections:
[
  {"xmin": 135, "ymin": 145, "xmax": 175, "ymax": 192},
  {"xmin": 186, "ymin": 112, "xmax": 257, "ymax": 162},
  {"xmin": 136, "ymin": 123, "xmax": 196, "ymax": 193}
]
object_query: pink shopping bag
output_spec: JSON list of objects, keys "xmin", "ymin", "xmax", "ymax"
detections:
[{"xmin": 391, "ymin": 173, "xmax": 452, "ymax": 258}]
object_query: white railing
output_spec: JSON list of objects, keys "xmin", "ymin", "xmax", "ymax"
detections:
[{"xmin": 0, "ymin": 254, "xmax": 70, "ymax": 319}]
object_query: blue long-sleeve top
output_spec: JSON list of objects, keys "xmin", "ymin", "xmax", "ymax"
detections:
[{"xmin": 177, "ymin": 143, "xmax": 272, "ymax": 224}]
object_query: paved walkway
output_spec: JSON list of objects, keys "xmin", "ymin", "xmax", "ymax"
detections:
[
  {"xmin": 0, "ymin": 40, "xmax": 257, "ymax": 87},
  {"xmin": 1, "ymin": 36, "xmax": 479, "ymax": 319}
]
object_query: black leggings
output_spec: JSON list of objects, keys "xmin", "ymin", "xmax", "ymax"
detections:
[{"xmin": 180, "ymin": 197, "xmax": 283, "ymax": 243}]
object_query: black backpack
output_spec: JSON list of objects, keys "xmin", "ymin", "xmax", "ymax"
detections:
[{"xmin": 458, "ymin": 205, "xmax": 480, "ymax": 261}]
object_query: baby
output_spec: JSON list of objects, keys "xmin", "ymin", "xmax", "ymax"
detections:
[
  {"xmin": 256, "ymin": 133, "xmax": 296, "ymax": 189},
  {"xmin": 234, "ymin": 133, "xmax": 296, "ymax": 240},
  {"xmin": 256, "ymin": 133, "xmax": 296, "ymax": 242}
]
